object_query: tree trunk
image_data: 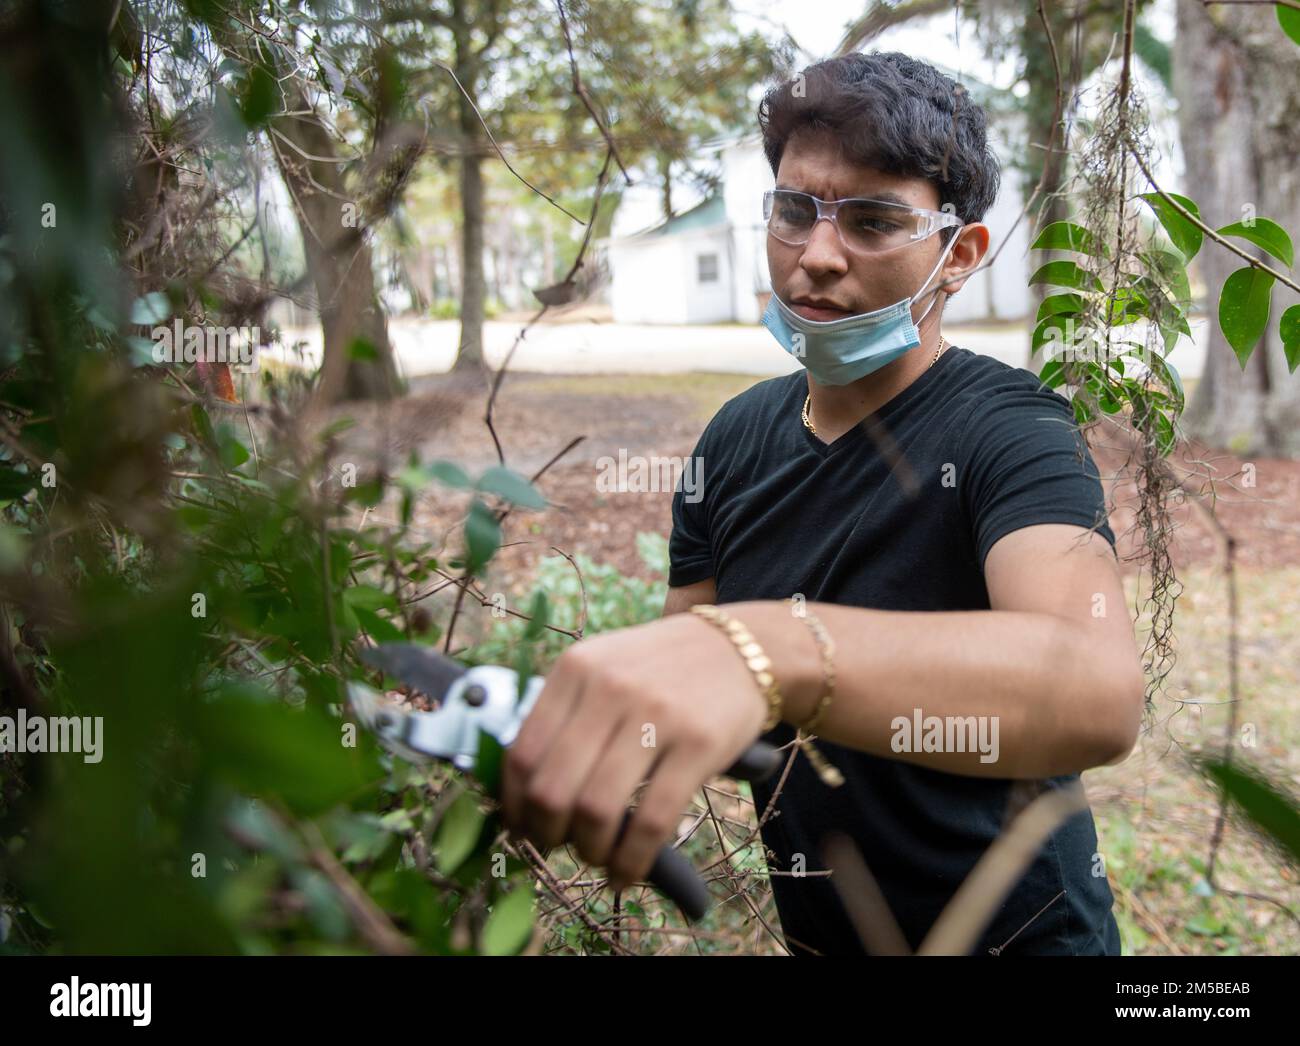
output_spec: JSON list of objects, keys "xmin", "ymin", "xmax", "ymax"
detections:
[
  {"xmin": 1021, "ymin": 3, "xmax": 1082, "ymax": 370},
  {"xmin": 1175, "ymin": 3, "xmax": 1300, "ymax": 455},
  {"xmin": 658, "ymin": 152, "xmax": 673, "ymax": 220},
  {"xmin": 208, "ymin": 17, "xmax": 399, "ymax": 404},
  {"xmin": 501, "ymin": 232, "xmax": 518, "ymax": 310},
  {"xmin": 270, "ymin": 90, "xmax": 400, "ymax": 403},
  {"xmin": 489, "ymin": 245, "xmax": 502, "ymax": 303},
  {"xmin": 435, "ymin": 243, "xmax": 449, "ymax": 302},
  {"xmin": 451, "ymin": 12, "xmax": 487, "ymax": 376},
  {"xmin": 541, "ymin": 221, "xmax": 555, "ymax": 288}
]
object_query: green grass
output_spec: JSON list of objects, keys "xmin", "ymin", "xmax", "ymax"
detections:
[{"xmin": 521, "ymin": 372, "xmax": 767, "ymax": 423}]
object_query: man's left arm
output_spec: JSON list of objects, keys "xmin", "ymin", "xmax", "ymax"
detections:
[
  {"xmin": 719, "ymin": 381, "xmax": 1146, "ymax": 780},
  {"xmin": 502, "ymin": 534, "xmax": 1145, "ymax": 893},
  {"xmin": 719, "ymin": 521, "xmax": 1146, "ymax": 780}
]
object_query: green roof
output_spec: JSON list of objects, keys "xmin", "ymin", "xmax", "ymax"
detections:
[{"xmin": 641, "ymin": 194, "xmax": 727, "ymax": 237}]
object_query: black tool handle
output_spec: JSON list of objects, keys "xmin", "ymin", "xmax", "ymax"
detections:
[
  {"xmin": 627, "ymin": 738, "xmax": 780, "ymax": 922},
  {"xmin": 722, "ymin": 738, "xmax": 783, "ymax": 783}
]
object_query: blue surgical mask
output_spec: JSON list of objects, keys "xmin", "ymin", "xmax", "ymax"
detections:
[{"xmin": 761, "ymin": 235, "xmax": 959, "ymax": 386}]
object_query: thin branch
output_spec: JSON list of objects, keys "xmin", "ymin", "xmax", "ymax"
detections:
[{"xmin": 1124, "ymin": 139, "xmax": 1300, "ymax": 298}]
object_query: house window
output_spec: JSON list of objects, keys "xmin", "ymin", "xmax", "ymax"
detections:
[{"xmin": 697, "ymin": 253, "xmax": 719, "ymax": 283}]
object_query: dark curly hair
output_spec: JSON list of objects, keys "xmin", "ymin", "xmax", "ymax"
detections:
[{"xmin": 757, "ymin": 52, "xmax": 1001, "ymax": 240}]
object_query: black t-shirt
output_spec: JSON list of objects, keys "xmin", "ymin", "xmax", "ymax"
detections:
[{"xmin": 668, "ymin": 347, "xmax": 1121, "ymax": 956}]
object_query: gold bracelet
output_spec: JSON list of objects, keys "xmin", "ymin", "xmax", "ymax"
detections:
[
  {"xmin": 790, "ymin": 602, "xmax": 845, "ymax": 789},
  {"xmin": 689, "ymin": 604, "xmax": 783, "ymax": 732}
]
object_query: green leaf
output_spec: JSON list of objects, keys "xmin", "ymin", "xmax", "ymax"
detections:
[
  {"xmin": 342, "ymin": 584, "xmax": 397, "ymax": 612},
  {"xmin": 0, "ymin": 522, "xmax": 28, "ymax": 571},
  {"xmin": 476, "ymin": 465, "xmax": 546, "ymax": 509},
  {"xmin": 395, "ymin": 465, "xmax": 428, "ymax": 493},
  {"xmin": 1279, "ymin": 3, "xmax": 1300, "ymax": 47},
  {"xmin": 239, "ymin": 63, "xmax": 277, "ymax": 127},
  {"xmin": 1185, "ymin": 914, "xmax": 1223, "ymax": 937},
  {"xmin": 522, "ymin": 588, "xmax": 549, "ymax": 640},
  {"xmin": 366, "ymin": 868, "xmax": 450, "ymax": 950},
  {"xmin": 1217, "ymin": 266, "xmax": 1275, "ymax": 366},
  {"xmin": 338, "ymin": 817, "xmax": 394, "ymax": 864},
  {"xmin": 1200, "ymin": 758, "xmax": 1300, "ymax": 867},
  {"xmin": 1133, "ymin": 277, "xmax": 1192, "ymax": 342},
  {"xmin": 474, "ymin": 729, "xmax": 505, "ymax": 797},
  {"xmin": 199, "ymin": 686, "xmax": 382, "ymax": 817},
  {"xmin": 1162, "ymin": 315, "xmax": 1185, "ymax": 360},
  {"xmin": 190, "ymin": 403, "xmax": 217, "ymax": 451},
  {"xmin": 346, "ymin": 476, "xmax": 385, "ymax": 506},
  {"xmin": 1147, "ymin": 249, "xmax": 1193, "ymax": 308},
  {"xmin": 347, "ymin": 336, "xmax": 377, "ymax": 361},
  {"xmin": 1153, "ymin": 410, "xmax": 1176, "ymax": 456},
  {"xmin": 482, "ymin": 884, "xmax": 535, "ymax": 956},
  {"xmin": 0, "ymin": 467, "xmax": 37, "ymax": 500},
  {"xmin": 227, "ymin": 797, "xmax": 306, "ymax": 863},
  {"xmin": 1107, "ymin": 286, "xmax": 1150, "ymax": 324},
  {"xmin": 434, "ymin": 790, "xmax": 487, "ymax": 875},
  {"xmin": 464, "ymin": 498, "xmax": 500, "ymax": 574},
  {"xmin": 1084, "ymin": 370, "xmax": 1121, "ymax": 415},
  {"xmin": 1030, "ymin": 221, "xmax": 1101, "ymax": 256},
  {"xmin": 354, "ymin": 606, "xmax": 404, "ymax": 644},
  {"xmin": 1215, "ymin": 218, "xmax": 1294, "ymax": 268},
  {"xmin": 1031, "ymin": 314, "xmax": 1088, "ymax": 356},
  {"xmin": 1028, "ymin": 260, "xmax": 1102, "ymax": 292},
  {"xmin": 1138, "ymin": 191, "xmax": 1203, "ymax": 261},
  {"xmin": 1037, "ymin": 359, "xmax": 1066, "ymax": 389},
  {"xmin": 292, "ymin": 867, "xmax": 351, "ymax": 941},
  {"xmin": 1036, "ymin": 293, "xmax": 1086, "ymax": 324},
  {"xmin": 1280, "ymin": 305, "xmax": 1300, "ymax": 373},
  {"xmin": 337, "ymin": 595, "xmax": 361, "ymax": 639},
  {"xmin": 1146, "ymin": 354, "xmax": 1186, "ymax": 412},
  {"xmin": 426, "ymin": 460, "xmax": 473, "ymax": 490},
  {"xmin": 217, "ymin": 429, "xmax": 250, "ymax": 470}
]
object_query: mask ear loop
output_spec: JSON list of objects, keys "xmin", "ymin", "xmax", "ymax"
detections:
[{"xmin": 908, "ymin": 228, "xmax": 964, "ymax": 327}]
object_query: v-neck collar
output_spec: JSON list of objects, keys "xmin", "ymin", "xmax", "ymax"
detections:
[{"xmin": 796, "ymin": 347, "xmax": 963, "ymax": 458}]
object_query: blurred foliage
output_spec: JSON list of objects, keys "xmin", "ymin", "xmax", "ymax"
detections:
[{"xmin": 0, "ymin": 0, "xmax": 551, "ymax": 956}]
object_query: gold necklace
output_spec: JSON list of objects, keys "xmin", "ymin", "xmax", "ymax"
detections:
[{"xmin": 802, "ymin": 336, "xmax": 948, "ymax": 437}]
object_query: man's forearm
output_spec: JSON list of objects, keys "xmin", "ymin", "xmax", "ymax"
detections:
[{"xmin": 719, "ymin": 600, "xmax": 1142, "ymax": 779}]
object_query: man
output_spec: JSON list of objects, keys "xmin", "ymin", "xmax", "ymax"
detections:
[{"xmin": 500, "ymin": 52, "xmax": 1144, "ymax": 955}]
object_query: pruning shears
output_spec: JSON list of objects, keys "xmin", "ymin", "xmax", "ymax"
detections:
[{"xmin": 348, "ymin": 642, "xmax": 781, "ymax": 922}]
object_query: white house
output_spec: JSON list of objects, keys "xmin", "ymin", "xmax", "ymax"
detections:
[{"xmin": 604, "ymin": 69, "xmax": 1031, "ymax": 326}]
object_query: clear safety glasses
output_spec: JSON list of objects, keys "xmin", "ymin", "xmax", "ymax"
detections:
[{"xmin": 763, "ymin": 188, "xmax": 964, "ymax": 256}]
